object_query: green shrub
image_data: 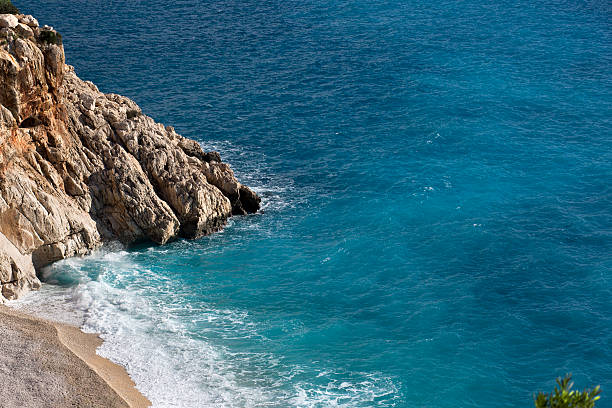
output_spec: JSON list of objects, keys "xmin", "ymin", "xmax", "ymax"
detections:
[
  {"xmin": 535, "ymin": 375, "xmax": 601, "ymax": 408},
  {"xmin": 39, "ymin": 30, "xmax": 62, "ymax": 45},
  {"xmin": 126, "ymin": 109, "xmax": 142, "ymax": 120},
  {"xmin": 0, "ymin": 0, "xmax": 19, "ymax": 14}
]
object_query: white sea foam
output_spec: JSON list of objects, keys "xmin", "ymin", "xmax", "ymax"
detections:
[
  {"xmin": 12, "ymin": 245, "xmax": 401, "ymax": 407},
  {"xmin": 13, "ymin": 249, "xmax": 282, "ymax": 407},
  {"xmin": 291, "ymin": 373, "xmax": 400, "ymax": 407}
]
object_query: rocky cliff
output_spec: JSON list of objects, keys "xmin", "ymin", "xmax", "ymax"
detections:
[{"xmin": 0, "ymin": 13, "xmax": 260, "ymax": 301}]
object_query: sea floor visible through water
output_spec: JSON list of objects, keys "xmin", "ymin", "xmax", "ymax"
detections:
[{"xmin": 12, "ymin": 0, "xmax": 612, "ymax": 407}]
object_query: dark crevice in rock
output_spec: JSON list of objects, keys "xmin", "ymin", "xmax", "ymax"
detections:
[
  {"xmin": 10, "ymin": 261, "xmax": 18, "ymax": 281},
  {"xmin": 0, "ymin": 279, "xmax": 19, "ymax": 285},
  {"xmin": 19, "ymin": 115, "xmax": 42, "ymax": 128}
]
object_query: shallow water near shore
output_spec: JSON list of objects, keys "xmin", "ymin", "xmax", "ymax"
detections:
[{"xmin": 13, "ymin": 0, "xmax": 612, "ymax": 406}]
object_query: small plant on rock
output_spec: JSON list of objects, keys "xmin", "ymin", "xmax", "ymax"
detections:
[
  {"xmin": 126, "ymin": 109, "xmax": 142, "ymax": 120},
  {"xmin": 39, "ymin": 30, "xmax": 62, "ymax": 45},
  {"xmin": 534, "ymin": 375, "xmax": 601, "ymax": 408}
]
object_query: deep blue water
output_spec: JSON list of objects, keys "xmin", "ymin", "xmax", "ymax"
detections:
[{"xmin": 15, "ymin": 0, "xmax": 612, "ymax": 406}]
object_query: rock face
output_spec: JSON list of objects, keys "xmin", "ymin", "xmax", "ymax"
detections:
[
  {"xmin": 0, "ymin": 14, "xmax": 260, "ymax": 301},
  {"xmin": 0, "ymin": 14, "xmax": 18, "ymax": 29}
]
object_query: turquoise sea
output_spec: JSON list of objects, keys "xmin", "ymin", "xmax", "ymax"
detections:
[{"xmin": 14, "ymin": 0, "xmax": 612, "ymax": 407}]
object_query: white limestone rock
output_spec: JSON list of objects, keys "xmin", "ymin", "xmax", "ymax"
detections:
[
  {"xmin": 0, "ymin": 13, "xmax": 261, "ymax": 301},
  {"xmin": 14, "ymin": 23, "xmax": 34, "ymax": 39},
  {"xmin": 18, "ymin": 15, "xmax": 39, "ymax": 28},
  {"xmin": 0, "ymin": 14, "xmax": 18, "ymax": 29}
]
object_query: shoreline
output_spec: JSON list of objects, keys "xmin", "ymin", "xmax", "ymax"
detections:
[{"xmin": 0, "ymin": 305, "xmax": 151, "ymax": 408}]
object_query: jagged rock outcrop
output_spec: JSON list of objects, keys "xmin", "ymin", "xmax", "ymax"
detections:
[{"xmin": 0, "ymin": 14, "xmax": 260, "ymax": 301}]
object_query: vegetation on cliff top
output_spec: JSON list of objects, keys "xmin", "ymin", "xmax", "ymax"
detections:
[{"xmin": 0, "ymin": 0, "xmax": 19, "ymax": 14}]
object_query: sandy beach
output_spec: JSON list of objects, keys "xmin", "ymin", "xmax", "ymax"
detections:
[{"xmin": 0, "ymin": 305, "xmax": 151, "ymax": 408}]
